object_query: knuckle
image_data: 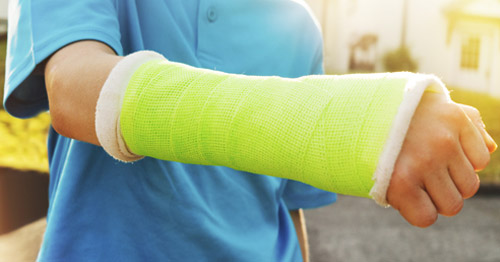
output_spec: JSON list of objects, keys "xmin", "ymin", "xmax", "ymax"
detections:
[
  {"xmin": 481, "ymin": 153, "xmax": 491, "ymax": 168},
  {"xmin": 439, "ymin": 198, "xmax": 464, "ymax": 217},
  {"xmin": 420, "ymin": 155, "xmax": 435, "ymax": 168},
  {"xmin": 473, "ymin": 153, "xmax": 490, "ymax": 171},
  {"xmin": 468, "ymin": 107, "xmax": 481, "ymax": 119},
  {"xmin": 403, "ymin": 148, "xmax": 435, "ymax": 169},
  {"xmin": 436, "ymin": 131, "xmax": 456, "ymax": 148},
  {"xmin": 466, "ymin": 106, "xmax": 481, "ymax": 120},
  {"xmin": 446, "ymin": 104, "xmax": 466, "ymax": 122},
  {"xmin": 390, "ymin": 168, "xmax": 419, "ymax": 193},
  {"xmin": 398, "ymin": 188, "xmax": 438, "ymax": 228},
  {"xmin": 462, "ymin": 176, "xmax": 480, "ymax": 199},
  {"xmin": 413, "ymin": 210, "xmax": 438, "ymax": 228}
]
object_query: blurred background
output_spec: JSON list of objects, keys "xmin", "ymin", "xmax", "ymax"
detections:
[
  {"xmin": 304, "ymin": 0, "xmax": 500, "ymax": 183},
  {"xmin": 304, "ymin": 1, "xmax": 500, "ymax": 261},
  {"xmin": 0, "ymin": 0, "xmax": 499, "ymax": 261}
]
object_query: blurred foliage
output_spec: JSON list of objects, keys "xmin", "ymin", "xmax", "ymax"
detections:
[
  {"xmin": 383, "ymin": 45, "xmax": 418, "ymax": 72},
  {"xmin": 1, "ymin": 38, "xmax": 5, "ymax": 109},
  {"xmin": 0, "ymin": 36, "xmax": 50, "ymax": 173},
  {"xmin": 450, "ymin": 88, "xmax": 500, "ymax": 185},
  {"xmin": 0, "ymin": 110, "xmax": 50, "ymax": 173}
]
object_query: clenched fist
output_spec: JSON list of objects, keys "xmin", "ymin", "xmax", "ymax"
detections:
[{"xmin": 387, "ymin": 92, "xmax": 497, "ymax": 227}]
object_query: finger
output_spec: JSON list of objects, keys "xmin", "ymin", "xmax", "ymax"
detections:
[
  {"xmin": 459, "ymin": 114, "xmax": 491, "ymax": 171},
  {"xmin": 448, "ymin": 149, "xmax": 480, "ymax": 199},
  {"xmin": 424, "ymin": 168, "xmax": 464, "ymax": 217},
  {"xmin": 460, "ymin": 104, "xmax": 497, "ymax": 153},
  {"xmin": 387, "ymin": 166, "xmax": 438, "ymax": 228},
  {"xmin": 396, "ymin": 187, "xmax": 438, "ymax": 228}
]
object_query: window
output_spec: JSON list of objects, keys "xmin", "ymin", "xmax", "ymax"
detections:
[
  {"xmin": 349, "ymin": 34, "xmax": 378, "ymax": 72},
  {"xmin": 0, "ymin": 19, "xmax": 7, "ymax": 38},
  {"xmin": 460, "ymin": 36, "xmax": 480, "ymax": 70}
]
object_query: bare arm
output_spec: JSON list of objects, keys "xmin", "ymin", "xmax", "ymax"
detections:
[{"xmin": 44, "ymin": 41, "xmax": 122, "ymax": 145}]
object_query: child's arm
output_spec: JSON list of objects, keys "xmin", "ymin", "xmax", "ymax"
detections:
[
  {"xmin": 44, "ymin": 41, "xmax": 123, "ymax": 146},
  {"xmin": 45, "ymin": 40, "xmax": 495, "ymax": 227}
]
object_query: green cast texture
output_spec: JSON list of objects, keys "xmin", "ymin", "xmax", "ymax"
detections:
[{"xmin": 120, "ymin": 60, "xmax": 407, "ymax": 197}]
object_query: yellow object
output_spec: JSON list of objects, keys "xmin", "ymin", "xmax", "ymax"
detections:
[
  {"xmin": 0, "ymin": 110, "xmax": 50, "ymax": 173},
  {"xmin": 120, "ymin": 60, "xmax": 410, "ymax": 197}
]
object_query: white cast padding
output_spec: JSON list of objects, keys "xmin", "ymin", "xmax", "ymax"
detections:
[{"xmin": 95, "ymin": 51, "xmax": 165, "ymax": 162}]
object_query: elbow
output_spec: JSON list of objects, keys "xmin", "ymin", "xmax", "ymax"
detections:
[
  {"xmin": 44, "ymin": 64, "xmax": 98, "ymax": 144},
  {"xmin": 41, "ymin": 41, "xmax": 121, "ymax": 145},
  {"xmin": 45, "ymin": 66, "xmax": 73, "ymax": 138},
  {"xmin": 42, "ymin": 41, "xmax": 122, "ymax": 145},
  {"xmin": 48, "ymin": 107, "xmax": 70, "ymax": 139}
]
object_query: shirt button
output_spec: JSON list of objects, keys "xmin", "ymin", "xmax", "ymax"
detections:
[{"xmin": 207, "ymin": 7, "xmax": 217, "ymax": 22}]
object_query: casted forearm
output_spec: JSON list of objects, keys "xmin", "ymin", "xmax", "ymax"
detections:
[{"xmin": 96, "ymin": 51, "xmax": 449, "ymax": 202}]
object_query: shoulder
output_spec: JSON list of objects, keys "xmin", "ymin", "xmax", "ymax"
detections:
[{"xmin": 4, "ymin": 0, "xmax": 122, "ymax": 118}]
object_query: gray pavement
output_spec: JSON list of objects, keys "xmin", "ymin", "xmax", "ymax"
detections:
[{"xmin": 305, "ymin": 193, "xmax": 500, "ymax": 262}]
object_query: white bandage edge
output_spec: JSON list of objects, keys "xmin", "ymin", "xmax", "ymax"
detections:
[
  {"xmin": 95, "ymin": 51, "xmax": 166, "ymax": 162},
  {"xmin": 369, "ymin": 72, "xmax": 450, "ymax": 207}
]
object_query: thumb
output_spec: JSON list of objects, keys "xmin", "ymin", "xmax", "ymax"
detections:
[{"xmin": 459, "ymin": 104, "xmax": 497, "ymax": 153}]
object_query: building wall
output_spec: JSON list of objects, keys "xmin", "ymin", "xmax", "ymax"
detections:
[
  {"xmin": 448, "ymin": 20, "xmax": 498, "ymax": 93},
  {"xmin": 405, "ymin": 0, "xmax": 454, "ymax": 77},
  {"xmin": 0, "ymin": 0, "xmax": 7, "ymax": 20},
  {"xmin": 304, "ymin": 0, "xmax": 500, "ymax": 97},
  {"xmin": 305, "ymin": 0, "xmax": 453, "ymax": 73},
  {"xmin": 306, "ymin": 0, "xmax": 408, "ymax": 73},
  {"xmin": 491, "ymin": 26, "xmax": 500, "ymax": 97}
]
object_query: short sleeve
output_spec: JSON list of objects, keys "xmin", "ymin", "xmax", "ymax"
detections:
[
  {"xmin": 282, "ymin": 180, "xmax": 336, "ymax": 210},
  {"xmin": 4, "ymin": 0, "xmax": 123, "ymax": 118}
]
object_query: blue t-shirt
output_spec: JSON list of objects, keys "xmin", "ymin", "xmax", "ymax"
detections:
[{"xmin": 4, "ymin": 1, "xmax": 336, "ymax": 261}]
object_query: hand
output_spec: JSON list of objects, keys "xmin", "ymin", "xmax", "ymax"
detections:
[{"xmin": 386, "ymin": 92, "xmax": 496, "ymax": 227}]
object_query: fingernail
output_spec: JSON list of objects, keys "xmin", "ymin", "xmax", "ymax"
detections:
[
  {"xmin": 487, "ymin": 133, "xmax": 497, "ymax": 153},
  {"xmin": 491, "ymin": 141, "xmax": 498, "ymax": 153}
]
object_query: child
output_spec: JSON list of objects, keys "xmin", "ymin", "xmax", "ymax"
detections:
[{"xmin": 4, "ymin": 1, "xmax": 495, "ymax": 261}]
